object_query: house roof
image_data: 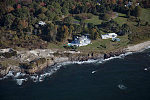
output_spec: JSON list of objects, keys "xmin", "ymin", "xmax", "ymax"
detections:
[
  {"xmin": 39, "ymin": 21, "xmax": 46, "ymax": 25},
  {"xmin": 69, "ymin": 35, "xmax": 91, "ymax": 46}
]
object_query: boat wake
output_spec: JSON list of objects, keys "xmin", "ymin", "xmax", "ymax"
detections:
[{"xmin": 117, "ymin": 84, "xmax": 127, "ymax": 90}]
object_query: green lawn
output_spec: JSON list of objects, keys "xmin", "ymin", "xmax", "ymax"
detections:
[
  {"xmin": 140, "ymin": 8, "xmax": 150, "ymax": 23},
  {"xmin": 72, "ymin": 13, "xmax": 103, "ymax": 25},
  {"xmin": 84, "ymin": 15, "xmax": 103, "ymax": 25},
  {"xmin": 46, "ymin": 34, "xmax": 129, "ymax": 53},
  {"xmin": 113, "ymin": 13, "xmax": 137, "ymax": 26},
  {"xmin": 77, "ymin": 35, "xmax": 129, "ymax": 53},
  {"xmin": 114, "ymin": 8, "xmax": 150, "ymax": 26},
  {"xmin": 114, "ymin": 13, "xmax": 128, "ymax": 26}
]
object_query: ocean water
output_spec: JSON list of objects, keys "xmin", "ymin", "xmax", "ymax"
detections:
[{"xmin": 0, "ymin": 49, "xmax": 150, "ymax": 100}]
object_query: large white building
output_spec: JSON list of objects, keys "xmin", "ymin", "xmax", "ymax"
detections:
[
  {"xmin": 68, "ymin": 36, "xmax": 91, "ymax": 47},
  {"xmin": 101, "ymin": 33, "xmax": 117, "ymax": 39}
]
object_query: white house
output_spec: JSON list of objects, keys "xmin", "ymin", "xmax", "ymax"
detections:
[
  {"xmin": 68, "ymin": 35, "xmax": 91, "ymax": 47},
  {"xmin": 101, "ymin": 33, "xmax": 117, "ymax": 39},
  {"xmin": 38, "ymin": 21, "xmax": 46, "ymax": 26},
  {"xmin": 125, "ymin": 1, "xmax": 133, "ymax": 7}
]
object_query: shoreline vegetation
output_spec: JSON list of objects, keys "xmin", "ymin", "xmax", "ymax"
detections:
[{"xmin": 0, "ymin": 0, "xmax": 150, "ymax": 79}]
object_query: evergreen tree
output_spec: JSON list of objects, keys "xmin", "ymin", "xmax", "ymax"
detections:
[
  {"xmin": 62, "ymin": 7, "xmax": 69, "ymax": 15},
  {"xmin": 127, "ymin": 10, "xmax": 130, "ymax": 18},
  {"xmin": 64, "ymin": 16, "xmax": 73, "ymax": 24},
  {"xmin": 134, "ymin": 6, "xmax": 142, "ymax": 17},
  {"xmin": 4, "ymin": 13, "xmax": 15, "ymax": 29}
]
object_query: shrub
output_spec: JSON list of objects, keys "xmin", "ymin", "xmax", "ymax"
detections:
[{"xmin": 102, "ymin": 13, "xmax": 110, "ymax": 21}]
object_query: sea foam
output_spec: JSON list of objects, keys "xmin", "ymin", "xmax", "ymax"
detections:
[
  {"xmin": 0, "ymin": 52, "xmax": 133, "ymax": 85},
  {"xmin": 16, "ymin": 78, "xmax": 28, "ymax": 85}
]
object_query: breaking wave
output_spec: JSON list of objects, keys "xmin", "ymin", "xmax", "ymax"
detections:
[{"xmin": 0, "ymin": 52, "xmax": 133, "ymax": 85}]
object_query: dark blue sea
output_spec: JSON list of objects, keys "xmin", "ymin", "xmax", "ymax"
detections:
[{"xmin": 0, "ymin": 49, "xmax": 150, "ymax": 100}]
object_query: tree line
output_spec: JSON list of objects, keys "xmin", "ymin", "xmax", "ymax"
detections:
[{"xmin": 0, "ymin": 0, "xmax": 149, "ymax": 48}]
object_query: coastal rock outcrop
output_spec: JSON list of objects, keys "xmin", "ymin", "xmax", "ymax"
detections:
[
  {"xmin": 104, "ymin": 49, "xmax": 125, "ymax": 59},
  {"xmin": 0, "ymin": 46, "xmax": 134, "ymax": 77}
]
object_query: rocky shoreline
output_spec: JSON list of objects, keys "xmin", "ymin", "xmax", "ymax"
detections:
[{"xmin": 1, "ymin": 41, "xmax": 150, "ymax": 78}]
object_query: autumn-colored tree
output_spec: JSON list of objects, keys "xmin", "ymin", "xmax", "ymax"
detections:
[
  {"xmin": 38, "ymin": 13, "xmax": 47, "ymax": 21},
  {"xmin": 58, "ymin": 25, "xmax": 70, "ymax": 42},
  {"xmin": 118, "ymin": 0, "xmax": 123, "ymax": 4},
  {"xmin": 39, "ymin": 7, "xmax": 47, "ymax": 14},
  {"xmin": 19, "ymin": 20, "xmax": 28, "ymax": 28},
  {"xmin": 111, "ymin": 0, "xmax": 116, "ymax": 4},
  {"xmin": 90, "ymin": 28, "xmax": 98, "ymax": 40},
  {"xmin": 63, "ymin": 25, "xmax": 69, "ymax": 42},
  {"xmin": 69, "ymin": 25, "xmax": 74, "ymax": 38},
  {"xmin": 7, "ymin": 6, "xmax": 14, "ymax": 13}
]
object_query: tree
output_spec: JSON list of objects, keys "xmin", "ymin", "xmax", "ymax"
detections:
[
  {"xmin": 63, "ymin": 25, "xmax": 69, "ymax": 42},
  {"xmin": 137, "ymin": 18, "xmax": 141, "ymax": 27},
  {"xmin": 145, "ymin": 21, "xmax": 149, "ymax": 26},
  {"xmin": 45, "ymin": 23, "xmax": 57, "ymax": 42},
  {"xmin": 69, "ymin": 25, "xmax": 74, "ymax": 38},
  {"xmin": 127, "ymin": 10, "xmax": 130, "ymax": 18},
  {"xmin": 4, "ymin": 13, "xmax": 15, "ymax": 29},
  {"xmin": 57, "ymin": 25, "xmax": 69, "ymax": 42},
  {"xmin": 39, "ymin": 7, "xmax": 47, "ymax": 14},
  {"xmin": 120, "ymin": 24, "xmax": 130, "ymax": 35},
  {"xmin": 62, "ymin": 7, "xmax": 69, "ymax": 15},
  {"xmin": 38, "ymin": 13, "xmax": 47, "ymax": 21},
  {"xmin": 102, "ymin": 13, "xmax": 110, "ymax": 21},
  {"xmin": 46, "ymin": 11, "xmax": 56, "ymax": 21},
  {"xmin": 80, "ymin": 19, "xmax": 85, "ymax": 28},
  {"xmin": 13, "ymin": 6, "xmax": 29, "ymax": 19},
  {"xmin": 111, "ymin": 0, "xmax": 116, "ymax": 4},
  {"xmin": 88, "ymin": 23, "xmax": 94, "ymax": 29},
  {"xmin": 89, "ymin": 28, "xmax": 97, "ymax": 40},
  {"xmin": 52, "ymin": 2, "xmax": 62, "ymax": 16},
  {"xmin": 64, "ymin": 16, "xmax": 73, "ymax": 24},
  {"xmin": 106, "ymin": 6, "xmax": 111, "ymax": 11},
  {"xmin": 4, "ymin": 0, "xmax": 16, "ymax": 6},
  {"xmin": 134, "ymin": 6, "xmax": 142, "ymax": 17}
]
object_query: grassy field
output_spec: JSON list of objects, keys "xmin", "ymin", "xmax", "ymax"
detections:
[
  {"xmin": 114, "ymin": 8, "xmax": 150, "ymax": 26},
  {"xmin": 45, "ymin": 34, "xmax": 129, "ymax": 53},
  {"xmin": 77, "ymin": 35, "xmax": 129, "ymax": 53},
  {"xmin": 72, "ymin": 13, "xmax": 103, "ymax": 25},
  {"xmin": 114, "ymin": 13, "xmax": 128, "ymax": 25},
  {"xmin": 113, "ymin": 13, "xmax": 137, "ymax": 26},
  {"xmin": 84, "ymin": 14, "xmax": 103, "ymax": 25},
  {"xmin": 140, "ymin": 8, "xmax": 150, "ymax": 23}
]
